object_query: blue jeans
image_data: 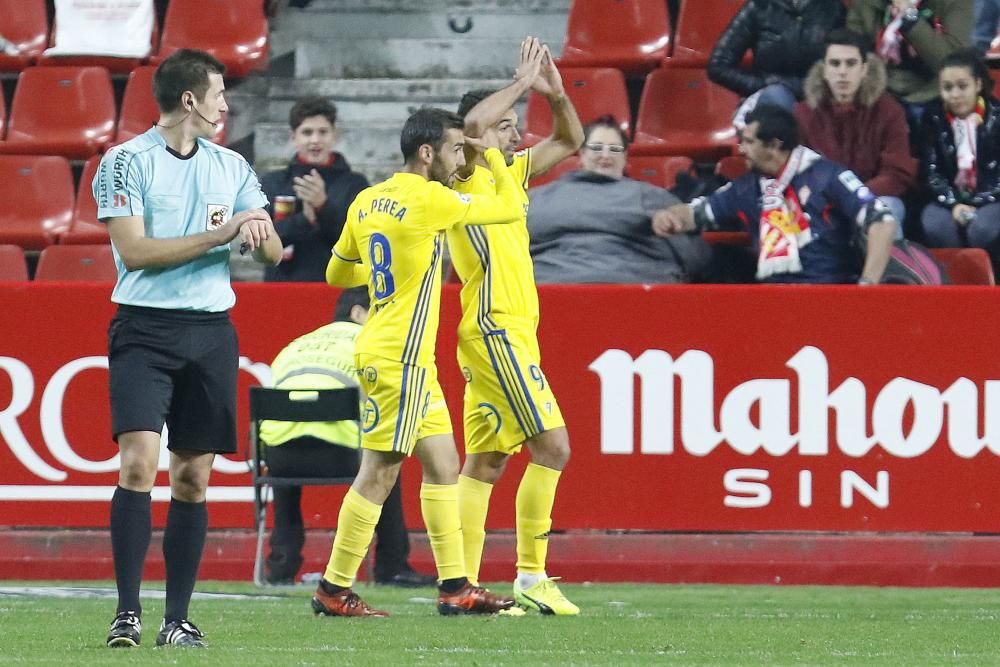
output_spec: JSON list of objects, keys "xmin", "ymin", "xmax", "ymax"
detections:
[
  {"xmin": 879, "ymin": 196, "xmax": 906, "ymax": 241},
  {"xmin": 974, "ymin": 0, "xmax": 1000, "ymax": 52}
]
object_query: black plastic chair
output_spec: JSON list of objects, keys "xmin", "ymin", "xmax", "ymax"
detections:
[{"xmin": 249, "ymin": 386, "xmax": 361, "ymax": 586}]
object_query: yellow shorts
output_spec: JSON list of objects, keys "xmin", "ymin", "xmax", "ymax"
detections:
[
  {"xmin": 457, "ymin": 329, "xmax": 564, "ymax": 455},
  {"xmin": 356, "ymin": 354, "xmax": 452, "ymax": 456}
]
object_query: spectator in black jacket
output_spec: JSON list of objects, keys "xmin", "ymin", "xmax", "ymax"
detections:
[
  {"xmin": 918, "ymin": 49, "xmax": 1000, "ymax": 257},
  {"xmin": 709, "ymin": 0, "xmax": 846, "ymax": 110},
  {"xmin": 259, "ymin": 96, "xmax": 369, "ymax": 282}
]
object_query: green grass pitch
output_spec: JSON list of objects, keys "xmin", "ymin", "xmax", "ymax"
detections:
[{"xmin": 2, "ymin": 582, "xmax": 1000, "ymax": 665}]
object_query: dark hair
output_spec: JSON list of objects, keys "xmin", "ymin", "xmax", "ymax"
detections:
[
  {"xmin": 289, "ymin": 95, "xmax": 337, "ymax": 130},
  {"xmin": 153, "ymin": 49, "xmax": 226, "ymax": 113},
  {"xmin": 582, "ymin": 115, "xmax": 629, "ymax": 150},
  {"xmin": 939, "ymin": 48, "xmax": 994, "ymax": 96},
  {"xmin": 457, "ymin": 88, "xmax": 498, "ymax": 119},
  {"xmin": 400, "ymin": 107, "xmax": 464, "ymax": 162},
  {"xmin": 334, "ymin": 287, "xmax": 370, "ymax": 322},
  {"xmin": 824, "ymin": 28, "xmax": 871, "ymax": 57},
  {"xmin": 745, "ymin": 104, "xmax": 799, "ymax": 150}
]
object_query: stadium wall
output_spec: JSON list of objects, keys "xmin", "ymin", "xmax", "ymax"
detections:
[{"xmin": 1, "ymin": 282, "xmax": 999, "ymax": 585}]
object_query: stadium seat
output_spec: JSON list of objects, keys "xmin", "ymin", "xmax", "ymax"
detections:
[
  {"xmin": 528, "ymin": 155, "xmax": 581, "ymax": 189},
  {"xmin": 0, "ymin": 66, "xmax": 116, "ymax": 160},
  {"xmin": 928, "ymin": 248, "xmax": 996, "ymax": 285},
  {"xmin": 703, "ymin": 231, "xmax": 751, "ymax": 246},
  {"xmin": 116, "ymin": 66, "xmax": 227, "ymax": 145},
  {"xmin": 153, "ymin": 0, "xmax": 269, "ymax": 79},
  {"xmin": 37, "ymin": 17, "xmax": 158, "ymax": 74},
  {"xmin": 61, "ymin": 155, "xmax": 110, "ymax": 245},
  {"xmin": 522, "ymin": 67, "xmax": 630, "ymax": 148},
  {"xmin": 715, "ymin": 155, "xmax": 749, "ymax": 182},
  {"xmin": 626, "ymin": 156, "xmax": 694, "ymax": 190},
  {"xmin": 560, "ymin": 0, "xmax": 671, "ymax": 73},
  {"xmin": 0, "ymin": 155, "xmax": 74, "ymax": 250},
  {"xmin": 668, "ymin": 0, "xmax": 744, "ymax": 67},
  {"xmin": 0, "ymin": 0, "xmax": 48, "ymax": 72},
  {"xmin": 34, "ymin": 244, "xmax": 117, "ymax": 281},
  {"xmin": 0, "ymin": 91, "xmax": 6, "ymax": 140},
  {"xmin": 631, "ymin": 68, "xmax": 740, "ymax": 160},
  {"xmin": 0, "ymin": 244, "xmax": 29, "ymax": 281}
]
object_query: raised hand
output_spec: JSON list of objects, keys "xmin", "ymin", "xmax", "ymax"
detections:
[
  {"xmin": 514, "ymin": 36, "xmax": 544, "ymax": 85},
  {"xmin": 531, "ymin": 45, "xmax": 565, "ymax": 99}
]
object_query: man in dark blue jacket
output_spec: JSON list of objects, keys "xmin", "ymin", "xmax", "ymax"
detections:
[{"xmin": 654, "ymin": 105, "xmax": 896, "ymax": 284}]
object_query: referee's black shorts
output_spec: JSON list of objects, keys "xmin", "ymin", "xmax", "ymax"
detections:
[{"xmin": 108, "ymin": 304, "xmax": 239, "ymax": 454}]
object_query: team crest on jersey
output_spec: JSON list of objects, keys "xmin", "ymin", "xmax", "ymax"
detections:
[
  {"xmin": 206, "ymin": 204, "xmax": 230, "ymax": 230},
  {"xmin": 363, "ymin": 366, "xmax": 378, "ymax": 384},
  {"xmin": 461, "ymin": 366, "xmax": 472, "ymax": 383},
  {"xmin": 452, "ymin": 192, "xmax": 471, "ymax": 205},
  {"xmin": 362, "ymin": 398, "xmax": 380, "ymax": 433}
]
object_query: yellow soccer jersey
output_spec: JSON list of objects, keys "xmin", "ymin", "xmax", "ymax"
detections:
[
  {"xmin": 448, "ymin": 149, "xmax": 540, "ymax": 340},
  {"xmin": 330, "ymin": 148, "xmax": 520, "ymax": 368}
]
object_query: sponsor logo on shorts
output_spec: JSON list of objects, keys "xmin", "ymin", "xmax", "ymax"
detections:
[
  {"xmin": 362, "ymin": 397, "xmax": 380, "ymax": 433},
  {"xmin": 364, "ymin": 366, "xmax": 378, "ymax": 384},
  {"xmin": 478, "ymin": 402, "xmax": 501, "ymax": 434},
  {"xmin": 206, "ymin": 204, "xmax": 230, "ymax": 230}
]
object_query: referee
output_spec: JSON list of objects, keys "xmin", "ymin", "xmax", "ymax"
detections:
[{"xmin": 94, "ymin": 49, "xmax": 282, "ymax": 649}]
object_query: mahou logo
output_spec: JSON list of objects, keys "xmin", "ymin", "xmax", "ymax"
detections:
[{"xmin": 589, "ymin": 345, "xmax": 1000, "ymax": 459}]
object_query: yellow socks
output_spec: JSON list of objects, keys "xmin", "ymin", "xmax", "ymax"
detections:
[
  {"xmin": 515, "ymin": 462, "xmax": 562, "ymax": 574},
  {"xmin": 323, "ymin": 488, "xmax": 382, "ymax": 587},
  {"xmin": 457, "ymin": 474, "xmax": 494, "ymax": 585},
  {"xmin": 420, "ymin": 482, "xmax": 466, "ymax": 582}
]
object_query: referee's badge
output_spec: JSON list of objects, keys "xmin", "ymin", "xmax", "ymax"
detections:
[{"xmin": 206, "ymin": 203, "xmax": 230, "ymax": 231}]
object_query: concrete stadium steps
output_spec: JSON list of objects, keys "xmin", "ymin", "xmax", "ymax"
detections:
[{"xmin": 6, "ymin": 530, "xmax": 1000, "ymax": 587}]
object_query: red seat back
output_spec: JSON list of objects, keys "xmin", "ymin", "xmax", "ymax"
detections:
[
  {"xmin": 0, "ymin": 155, "xmax": 74, "ymax": 250},
  {"xmin": 0, "ymin": 0, "xmax": 48, "ymax": 72},
  {"xmin": 631, "ymin": 68, "xmax": 740, "ymax": 160},
  {"xmin": 528, "ymin": 155, "xmax": 581, "ymax": 189},
  {"xmin": 0, "ymin": 244, "xmax": 29, "ymax": 281},
  {"xmin": 0, "ymin": 66, "xmax": 115, "ymax": 159},
  {"xmin": 670, "ymin": 0, "xmax": 744, "ymax": 67},
  {"xmin": 154, "ymin": 0, "xmax": 269, "ymax": 78},
  {"xmin": 929, "ymin": 248, "xmax": 996, "ymax": 286},
  {"xmin": 35, "ymin": 244, "xmax": 117, "ymax": 282},
  {"xmin": 116, "ymin": 66, "xmax": 227, "ymax": 144},
  {"xmin": 626, "ymin": 155, "xmax": 694, "ymax": 190},
  {"xmin": 61, "ymin": 155, "xmax": 110, "ymax": 246},
  {"xmin": 522, "ymin": 67, "xmax": 630, "ymax": 147},
  {"xmin": 561, "ymin": 0, "xmax": 670, "ymax": 73},
  {"xmin": 715, "ymin": 155, "xmax": 749, "ymax": 181}
]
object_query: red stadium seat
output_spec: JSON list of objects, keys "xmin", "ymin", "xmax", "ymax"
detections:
[
  {"xmin": 715, "ymin": 155, "xmax": 749, "ymax": 182},
  {"xmin": 929, "ymin": 248, "xmax": 996, "ymax": 286},
  {"xmin": 0, "ymin": 155, "xmax": 74, "ymax": 250},
  {"xmin": 626, "ymin": 156, "xmax": 694, "ymax": 190},
  {"xmin": 0, "ymin": 90, "xmax": 6, "ymax": 140},
  {"xmin": 631, "ymin": 68, "xmax": 740, "ymax": 160},
  {"xmin": 116, "ymin": 66, "xmax": 227, "ymax": 145},
  {"xmin": 560, "ymin": 0, "xmax": 671, "ymax": 73},
  {"xmin": 35, "ymin": 244, "xmax": 117, "ymax": 282},
  {"xmin": 153, "ymin": 0, "xmax": 269, "ymax": 79},
  {"xmin": 669, "ymin": 0, "xmax": 744, "ymax": 67},
  {"xmin": 61, "ymin": 156, "xmax": 110, "ymax": 246},
  {"xmin": 36, "ymin": 17, "xmax": 158, "ymax": 74},
  {"xmin": 0, "ymin": 0, "xmax": 48, "ymax": 72},
  {"xmin": 528, "ymin": 155, "xmax": 581, "ymax": 189},
  {"xmin": 0, "ymin": 244, "xmax": 29, "ymax": 281},
  {"xmin": 0, "ymin": 66, "xmax": 115, "ymax": 160},
  {"xmin": 703, "ymin": 231, "xmax": 751, "ymax": 246},
  {"xmin": 522, "ymin": 67, "xmax": 630, "ymax": 148}
]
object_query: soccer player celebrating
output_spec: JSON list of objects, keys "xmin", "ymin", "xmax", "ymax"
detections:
[
  {"xmin": 450, "ymin": 37, "xmax": 585, "ymax": 615},
  {"xmin": 314, "ymin": 108, "xmax": 522, "ymax": 617}
]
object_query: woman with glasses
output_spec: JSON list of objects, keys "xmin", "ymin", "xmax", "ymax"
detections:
[{"xmin": 526, "ymin": 116, "xmax": 710, "ymax": 284}]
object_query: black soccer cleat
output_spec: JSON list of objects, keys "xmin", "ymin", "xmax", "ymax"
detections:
[
  {"xmin": 155, "ymin": 619, "xmax": 207, "ymax": 648},
  {"xmin": 106, "ymin": 610, "xmax": 141, "ymax": 648}
]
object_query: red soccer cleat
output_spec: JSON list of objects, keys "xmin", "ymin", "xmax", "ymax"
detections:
[
  {"xmin": 437, "ymin": 582, "xmax": 517, "ymax": 615},
  {"xmin": 311, "ymin": 585, "xmax": 389, "ymax": 617}
]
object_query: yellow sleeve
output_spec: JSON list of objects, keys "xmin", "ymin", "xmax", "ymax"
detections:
[
  {"xmin": 509, "ymin": 149, "xmax": 532, "ymax": 190},
  {"xmin": 428, "ymin": 148, "xmax": 519, "ymax": 231},
  {"xmin": 326, "ymin": 206, "xmax": 366, "ymax": 287}
]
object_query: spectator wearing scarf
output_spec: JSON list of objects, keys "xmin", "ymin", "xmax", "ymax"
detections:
[{"xmin": 918, "ymin": 49, "xmax": 1000, "ymax": 258}]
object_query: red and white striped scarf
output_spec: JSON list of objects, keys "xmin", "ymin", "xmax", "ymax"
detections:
[{"xmin": 757, "ymin": 146, "xmax": 821, "ymax": 279}]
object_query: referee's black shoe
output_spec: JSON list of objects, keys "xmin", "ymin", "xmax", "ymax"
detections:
[
  {"xmin": 155, "ymin": 619, "xmax": 207, "ymax": 648},
  {"xmin": 106, "ymin": 610, "xmax": 141, "ymax": 648}
]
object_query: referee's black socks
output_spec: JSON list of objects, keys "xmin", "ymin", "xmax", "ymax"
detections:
[
  {"xmin": 110, "ymin": 486, "xmax": 152, "ymax": 615},
  {"xmin": 163, "ymin": 497, "xmax": 208, "ymax": 622}
]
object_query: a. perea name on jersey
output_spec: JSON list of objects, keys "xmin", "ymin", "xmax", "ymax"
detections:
[{"xmin": 359, "ymin": 197, "xmax": 407, "ymax": 222}]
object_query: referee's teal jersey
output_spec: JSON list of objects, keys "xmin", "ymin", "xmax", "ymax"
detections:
[{"xmin": 93, "ymin": 127, "xmax": 268, "ymax": 312}]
